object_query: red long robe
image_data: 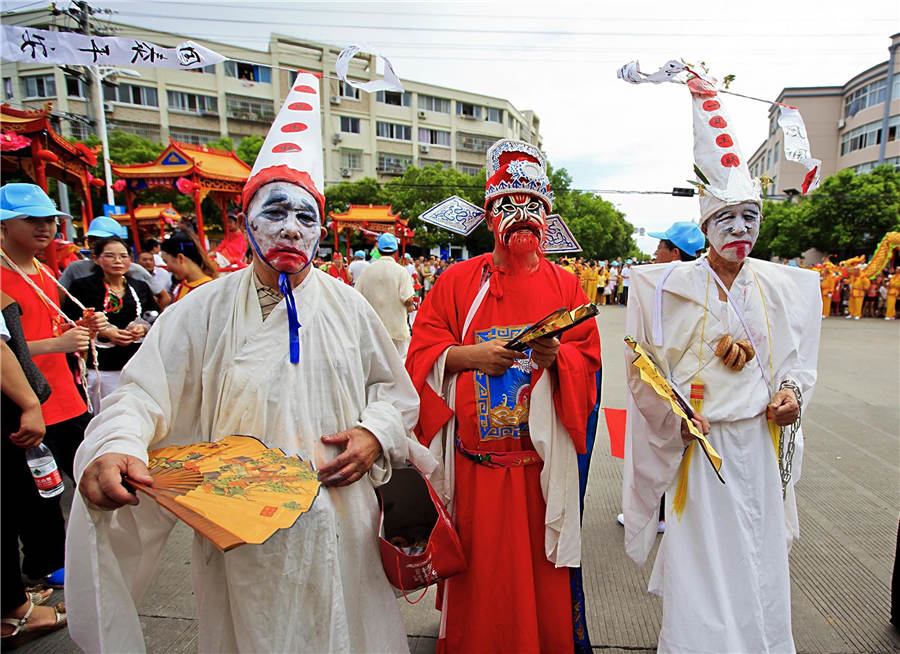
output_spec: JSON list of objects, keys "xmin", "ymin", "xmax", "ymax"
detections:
[{"xmin": 406, "ymin": 254, "xmax": 602, "ymax": 654}]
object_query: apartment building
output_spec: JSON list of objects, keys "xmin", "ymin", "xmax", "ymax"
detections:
[
  {"xmin": 748, "ymin": 32, "xmax": 900, "ymax": 195},
  {"xmin": 1, "ymin": 9, "xmax": 542, "ymax": 187}
]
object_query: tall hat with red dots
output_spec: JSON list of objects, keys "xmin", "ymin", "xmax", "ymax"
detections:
[
  {"xmin": 484, "ymin": 139, "xmax": 553, "ymax": 212},
  {"xmin": 688, "ymin": 76, "xmax": 760, "ymax": 223},
  {"xmin": 242, "ymin": 70, "xmax": 325, "ymax": 214}
]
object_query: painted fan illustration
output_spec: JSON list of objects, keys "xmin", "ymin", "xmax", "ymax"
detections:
[
  {"xmin": 126, "ymin": 434, "xmax": 322, "ymax": 551},
  {"xmin": 624, "ymin": 336, "xmax": 724, "ymax": 484}
]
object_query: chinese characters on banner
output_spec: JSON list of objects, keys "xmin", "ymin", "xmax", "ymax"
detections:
[
  {"xmin": 1, "ymin": 25, "xmax": 225, "ymax": 70},
  {"xmin": 334, "ymin": 44, "xmax": 403, "ymax": 93},
  {"xmin": 777, "ymin": 105, "xmax": 822, "ymax": 194}
]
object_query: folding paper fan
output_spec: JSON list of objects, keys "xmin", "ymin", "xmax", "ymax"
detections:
[{"xmin": 127, "ymin": 434, "xmax": 322, "ymax": 551}]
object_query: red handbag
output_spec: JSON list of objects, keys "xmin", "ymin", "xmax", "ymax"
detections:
[{"xmin": 376, "ymin": 463, "xmax": 467, "ymax": 601}]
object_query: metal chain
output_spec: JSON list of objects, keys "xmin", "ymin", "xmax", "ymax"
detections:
[{"xmin": 777, "ymin": 380, "xmax": 802, "ymax": 498}]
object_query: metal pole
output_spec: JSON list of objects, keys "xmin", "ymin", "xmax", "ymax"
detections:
[
  {"xmin": 57, "ymin": 183, "xmax": 74, "ymax": 240},
  {"xmin": 878, "ymin": 42, "xmax": 897, "ymax": 165},
  {"xmin": 93, "ymin": 68, "xmax": 114, "ymax": 206}
]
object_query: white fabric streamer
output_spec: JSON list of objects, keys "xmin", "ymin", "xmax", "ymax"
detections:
[
  {"xmin": 335, "ymin": 44, "xmax": 403, "ymax": 93},
  {"xmin": 617, "ymin": 59, "xmax": 686, "ymax": 84},
  {"xmin": 1, "ymin": 25, "xmax": 224, "ymax": 70},
  {"xmin": 777, "ymin": 105, "xmax": 822, "ymax": 193}
]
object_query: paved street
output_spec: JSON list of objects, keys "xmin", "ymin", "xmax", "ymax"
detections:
[{"xmin": 12, "ymin": 307, "xmax": 900, "ymax": 653}]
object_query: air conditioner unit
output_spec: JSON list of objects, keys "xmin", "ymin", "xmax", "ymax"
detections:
[
  {"xmin": 330, "ymin": 95, "xmax": 341, "ymax": 105},
  {"xmin": 332, "ymin": 133, "xmax": 343, "ymax": 144},
  {"xmin": 103, "ymin": 101, "xmax": 114, "ymax": 113},
  {"xmin": 837, "ymin": 118, "xmax": 846, "ymax": 129},
  {"xmin": 341, "ymin": 168, "xmax": 351, "ymax": 178},
  {"xmin": 417, "ymin": 110, "xmax": 427, "ymax": 119},
  {"xmin": 419, "ymin": 144, "xmax": 430, "ymax": 154}
]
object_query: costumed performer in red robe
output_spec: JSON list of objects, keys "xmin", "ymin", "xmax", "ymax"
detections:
[
  {"xmin": 406, "ymin": 139, "xmax": 602, "ymax": 654},
  {"xmin": 211, "ymin": 211, "xmax": 248, "ymax": 267}
]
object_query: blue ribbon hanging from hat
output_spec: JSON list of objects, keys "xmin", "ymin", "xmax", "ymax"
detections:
[{"xmin": 246, "ymin": 227, "xmax": 318, "ymax": 364}]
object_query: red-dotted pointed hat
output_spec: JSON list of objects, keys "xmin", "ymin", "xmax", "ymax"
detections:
[
  {"xmin": 688, "ymin": 77, "xmax": 760, "ymax": 223},
  {"xmin": 484, "ymin": 139, "xmax": 553, "ymax": 212},
  {"xmin": 242, "ymin": 71, "xmax": 325, "ymax": 215}
]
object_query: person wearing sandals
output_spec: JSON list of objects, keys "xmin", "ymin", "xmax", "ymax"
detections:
[
  {"xmin": 1, "ymin": 305, "xmax": 67, "ymax": 641},
  {"xmin": 62, "ymin": 236, "xmax": 158, "ymax": 409}
]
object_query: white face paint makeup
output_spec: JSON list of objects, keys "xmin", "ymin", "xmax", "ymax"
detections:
[
  {"xmin": 488, "ymin": 193, "xmax": 547, "ymax": 248},
  {"xmin": 705, "ymin": 202, "xmax": 760, "ymax": 262},
  {"xmin": 246, "ymin": 181, "xmax": 322, "ymax": 274}
]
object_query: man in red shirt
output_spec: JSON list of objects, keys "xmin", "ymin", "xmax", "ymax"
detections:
[
  {"xmin": 406, "ymin": 140, "xmax": 602, "ymax": 654},
  {"xmin": 327, "ymin": 252, "xmax": 351, "ymax": 284},
  {"xmin": 1, "ymin": 183, "xmax": 106, "ymax": 586}
]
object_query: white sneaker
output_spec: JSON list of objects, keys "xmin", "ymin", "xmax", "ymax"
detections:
[
  {"xmin": 616, "ymin": 513, "xmax": 625, "ymax": 526},
  {"xmin": 657, "ymin": 521, "xmax": 666, "ymax": 533},
  {"xmin": 854, "ymin": 316, "xmax": 860, "ymax": 320}
]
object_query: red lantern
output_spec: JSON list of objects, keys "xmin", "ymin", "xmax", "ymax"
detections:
[
  {"xmin": 111, "ymin": 179, "xmax": 127, "ymax": 192},
  {"xmin": 175, "ymin": 177, "xmax": 196, "ymax": 194}
]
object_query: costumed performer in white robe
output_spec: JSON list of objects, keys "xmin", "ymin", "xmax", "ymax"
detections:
[
  {"xmin": 621, "ymin": 68, "xmax": 821, "ymax": 654},
  {"xmin": 65, "ymin": 71, "xmax": 423, "ymax": 654}
]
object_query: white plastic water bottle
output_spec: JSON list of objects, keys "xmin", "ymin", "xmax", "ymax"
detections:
[{"xmin": 25, "ymin": 444, "xmax": 64, "ymax": 498}]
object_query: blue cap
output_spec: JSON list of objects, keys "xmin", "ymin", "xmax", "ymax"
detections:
[
  {"xmin": 377, "ymin": 233, "xmax": 398, "ymax": 253},
  {"xmin": 626, "ymin": 258, "xmax": 633, "ymax": 264},
  {"xmin": 86, "ymin": 216, "xmax": 127, "ymax": 239},
  {"xmin": 353, "ymin": 249, "xmax": 365, "ymax": 258},
  {"xmin": 647, "ymin": 221, "xmax": 706, "ymax": 257},
  {"xmin": 1, "ymin": 183, "xmax": 71, "ymax": 221}
]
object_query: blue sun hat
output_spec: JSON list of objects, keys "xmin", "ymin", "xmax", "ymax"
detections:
[
  {"xmin": 377, "ymin": 232, "xmax": 398, "ymax": 253},
  {"xmin": 647, "ymin": 221, "xmax": 706, "ymax": 257},
  {"xmin": 1, "ymin": 183, "xmax": 71, "ymax": 221},
  {"xmin": 86, "ymin": 215, "xmax": 127, "ymax": 239}
]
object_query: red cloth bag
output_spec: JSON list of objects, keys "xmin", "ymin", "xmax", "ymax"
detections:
[{"xmin": 376, "ymin": 464, "xmax": 467, "ymax": 598}]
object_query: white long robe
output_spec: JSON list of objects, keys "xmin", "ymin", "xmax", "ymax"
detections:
[
  {"xmin": 65, "ymin": 266, "xmax": 420, "ymax": 654},
  {"xmin": 623, "ymin": 258, "xmax": 820, "ymax": 654}
]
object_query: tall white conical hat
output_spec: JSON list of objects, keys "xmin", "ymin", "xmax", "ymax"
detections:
[
  {"xmin": 242, "ymin": 70, "xmax": 325, "ymax": 214},
  {"xmin": 687, "ymin": 76, "xmax": 760, "ymax": 223}
]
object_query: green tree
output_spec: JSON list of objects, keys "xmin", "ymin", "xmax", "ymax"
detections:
[{"xmin": 236, "ymin": 135, "xmax": 264, "ymax": 167}]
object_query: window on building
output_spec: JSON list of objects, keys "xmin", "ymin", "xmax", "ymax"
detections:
[
  {"xmin": 65, "ymin": 75, "xmax": 86, "ymax": 98},
  {"xmin": 377, "ymin": 152, "xmax": 412, "ymax": 175},
  {"xmin": 340, "ymin": 82, "xmax": 360, "ymax": 99},
  {"xmin": 3, "ymin": 77, "xmax": 13, "ymax": 100},
  {"xmin": 773, "ymin": 143, "xmax": 779, "ymax": 164},
  {"xmin": 226, "ymin": 95, "xmax": 275, "ymax": 121},
  {"xmin": 844, "ymin": 79, "xmax": 887, "ymax": 117},
  {"xmin": 376, "ymin": 121, "xmax": 411, "ymax": 141},
  {"xmin": 417, "ymin": 127, "xmax": 450, "ymax": 146},
  {"xmin": 376, "ymin": 90, "xmax": 411, "ymax": 107},
  {"xmin": 458, "ymin": 163, "xmax": 482, "ymax": 176},
  {"xmin": 103, "ymin": 83, "xmax": 159, "ymax": 107},
  {"xmin": 887, "ymin": 114, "xmax": 899, "ymax": 142},
  {"xmin": 168, "ymin": 90, "xmax": 217, "ymax": 114},
  {"xmin": 456, "ymin": 102, "xmax": 482, "ymax": 119},
  {"xmin": 169, "ymin": 128, "xmax": 219, "ymax": 145},
  {"xmin": 341, "ymin": 150, "xmax": 363, "ymax": 170},
  {"xmin": 22, "ymin": 74, "xmax": 56, "ymax": 98},
  {"xmin": 108, "ymin": 120, "xmax": 161, "ymax": 142},
  {"xmin": 224, "ymin": 61, "xmax": 271, "ymax": 83},
  {"xmin": 340, "ymin": 116, "xmax": 361, "ymax": 133},
  {"xmin": 769, "ymin": 115, "xmax": 778, "ymax": 136},
  {"xmin": 420, "ymin": 159, "xmax": 450, "ymax": 169},
  {"xmin": 840, "ymin": 120, "xmax": 882, "ymax": 155},
  {"xmin": 68, "ymin": 119, "xmax": 91, "ymax": 141},
  {"xmin": 188, "ymin": 64, "xmax": 218, "ymax": 74},
  {"xmin": 486, "ymin": 107, "xmax": 502, "ymax": 123},
  {"xmin": 418, "ymin": 94, "xmax": 450, "ymax": 113},
  {"xmin": 457, "ymin": 132, "xmax": 496, "ymax": 153}
]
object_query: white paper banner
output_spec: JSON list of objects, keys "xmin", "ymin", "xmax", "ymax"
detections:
[
  {"xmin": 335, "ymin": 44, "xmax": 403, "ymax": 93},
  {"xmin": 1, "ymin": 25, "xmax": 225, "ymax": 70},
  {"xmin": 777, "ymin": 105, "xmax": 821, "ymax": 193},
  {"xmin": 617, "ymin": 59, "xmax": 686, "ymax": 84}
]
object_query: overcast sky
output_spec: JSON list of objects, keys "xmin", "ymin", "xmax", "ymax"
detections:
[{"xmin": 5, "ymin": 0, "xmax": 897, "ymax": 252}]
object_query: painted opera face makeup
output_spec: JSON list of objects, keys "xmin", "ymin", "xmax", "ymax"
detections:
[
  {"xmin": 246, "ymin": 181, "xmax": 323, "ymax": 274},
  {"xmin": 705, "ymin": 202, "xmax": 760, "ymax": 262},
  {"xmin": 488, "ymin": 193, "xmax": 547, "ymax": 252}
]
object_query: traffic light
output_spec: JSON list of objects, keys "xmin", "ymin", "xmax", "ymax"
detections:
[{"xmin": 671, "ymin": 187, "xmax": 695, "ymax": 197}]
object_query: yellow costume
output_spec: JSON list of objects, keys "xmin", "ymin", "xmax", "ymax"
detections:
[
  {"xmin": 582, "ymin": 265, "xmax": 599, "ymax": 303},
  {"xmin": 848, "ymin": 273, "xmax": 870, "ymax": 319},
  {"xmin": 886, "ymin": 273, "xmax": 900, "ymax": 320},
  {"xmin": 820, "ymin": 271, "xmax": 836, "ymax": 317},
  {"xmin": 598, "ymin": 268, "xmax": 609, "ymax": 305}
]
